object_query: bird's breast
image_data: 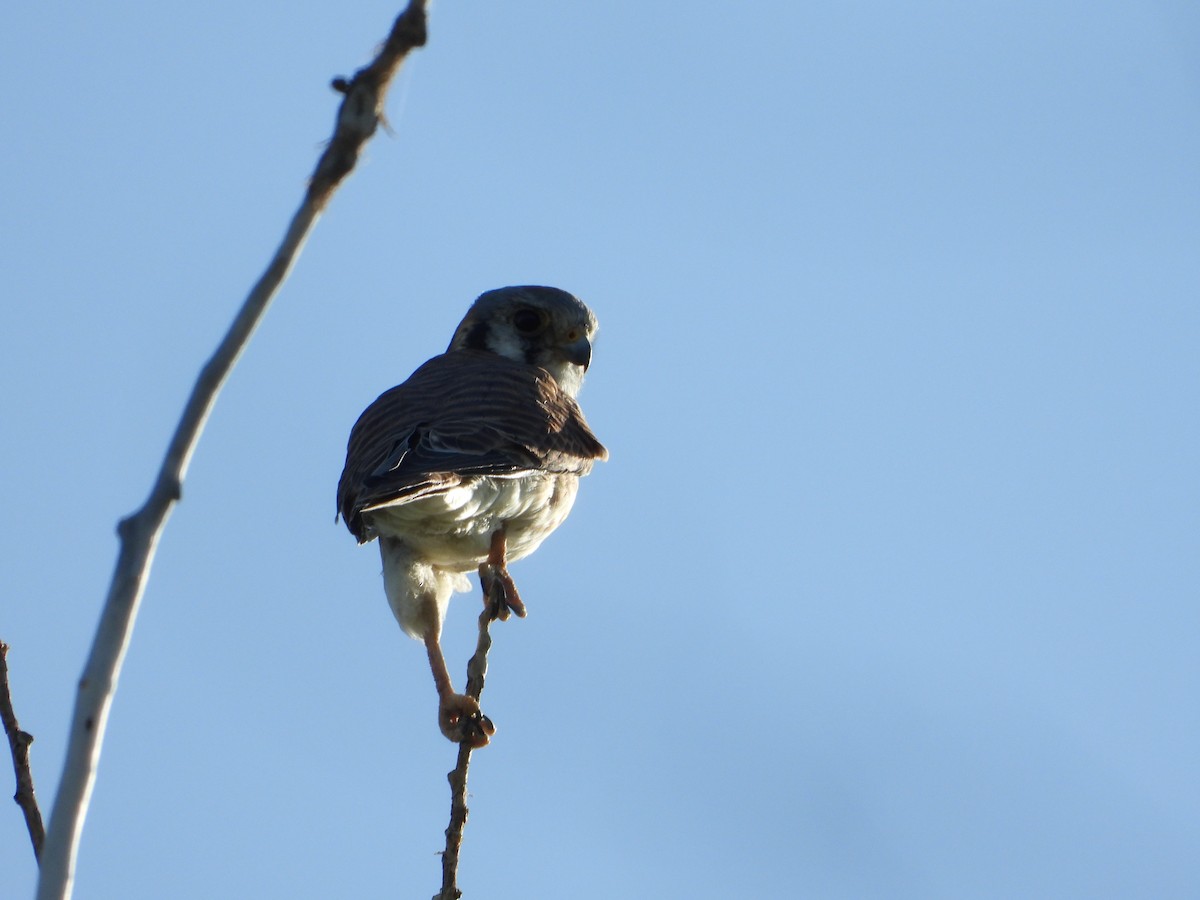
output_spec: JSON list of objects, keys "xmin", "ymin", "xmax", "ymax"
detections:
[{"xmin": 363, "ymin": 471, "xmax": 581, "ymax": 570}]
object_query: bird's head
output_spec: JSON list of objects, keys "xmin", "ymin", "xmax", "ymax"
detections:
[{"xmin": 448, "ymin": 286, "xmax": 598, "ymax": 398}]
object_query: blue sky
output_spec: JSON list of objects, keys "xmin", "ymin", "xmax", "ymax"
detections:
[{"xmin": 3, "ymin": 2, "xmax": 1198, "ymax": 897}]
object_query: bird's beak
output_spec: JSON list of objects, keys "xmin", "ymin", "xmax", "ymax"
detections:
[{"xmin": 561, "ymin": 336, "xmax": 592, "ymax": 370}]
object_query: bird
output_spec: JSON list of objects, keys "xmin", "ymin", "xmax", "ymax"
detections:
[{"xmin": 337, "ymin": 286, "xmax": 607, "ymax": 747}]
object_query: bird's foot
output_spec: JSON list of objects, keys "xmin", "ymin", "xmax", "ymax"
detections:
[
  {"xmin": 438, "ymin": 692, "xmax": 495, "ymax": 748},
  {"xmin": 479, "ymin": 562, "xmax": 526, "ymax": 622}
]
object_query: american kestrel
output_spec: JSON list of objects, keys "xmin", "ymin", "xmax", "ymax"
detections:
[{"xmin": 337, "ymin": 286, "xmax": 607, "ymax": 747}]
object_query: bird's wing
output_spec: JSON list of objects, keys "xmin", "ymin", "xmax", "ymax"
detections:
[{"xmin": 337, "ymin": 350, "xmax": 607, "ymax": 542}]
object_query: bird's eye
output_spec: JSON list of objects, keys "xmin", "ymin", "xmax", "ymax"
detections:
[{"xmin": 512, "ymin": 309, "xmax": 543, "ymax": 333}]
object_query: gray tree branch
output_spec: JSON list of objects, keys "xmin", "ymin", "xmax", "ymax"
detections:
[
  {"xmin": 33, "ymin": 5, "xmax": 428, "ymax": 898},
  {"xmin": 435, "ymin": 605, "xmax": 501, "ymax": 900}
]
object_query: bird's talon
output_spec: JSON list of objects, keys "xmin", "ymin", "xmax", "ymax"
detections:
[
  {"xmin": 479, "ymin": 563, "xmax": 526, "ymax": 621},
  {"xmin": 439, "ymin": 693, "xmax": 494, "ymax": 747},
  {"xmin": 488, "ymin": 578, "xmax": 511, "ymax": 621}
]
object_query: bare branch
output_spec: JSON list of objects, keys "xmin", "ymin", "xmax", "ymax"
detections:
[
  {"xmin": 434, "ymin": 605, "xmax": 499, "ymax": 900},
  {"xmin": 1, "ymin": 640, "xmax": 45, "ymax": 861},
  {"xmin": 317, "ymin": 3, "xmax": 429, "ymax": 206},
  {"xmin": 34, "ymin": 5, "xmax": 428, "ymax": 898}
]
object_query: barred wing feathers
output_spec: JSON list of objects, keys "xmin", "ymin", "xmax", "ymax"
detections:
[{"xmin": 337, "ymin": 350, "xmax": 607, "ymax": 543}]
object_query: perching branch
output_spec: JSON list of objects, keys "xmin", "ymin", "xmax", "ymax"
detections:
[
  {"xmin": 434, "ymin": 605, "xmax": 500, "ymax": 900},
  {"xmin": 34, "ymin": 5, "xmax": 428, "ymax": 898},
  {"xmin": 0, "ymin": 640, "xmax": 45, "ymax": 861}
]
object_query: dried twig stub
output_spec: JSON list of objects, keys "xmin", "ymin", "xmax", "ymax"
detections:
[{"xmin": 1, "ymin": 640, "xmax": 45, "ymax": 860}]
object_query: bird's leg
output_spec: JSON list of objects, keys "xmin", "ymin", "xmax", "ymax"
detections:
[
  {"xmin": 478, "ymin": 528, "xmax": 526, "ymax": 621},
  {"xmin": 423, "ymin": 627, "xmax": 495, "ymax": 748}
]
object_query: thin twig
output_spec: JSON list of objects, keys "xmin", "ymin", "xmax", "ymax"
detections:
[
  {"xmin": 434, "ymin": 606, "xmax": 498, "ymax": 900},
  {"xmin": 34, "ymin": 5, "xmax": 428, "ymax": 899},
  {"xmin": 1, "ymin": 640, "xmax": 45, "ymax": 860}
]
